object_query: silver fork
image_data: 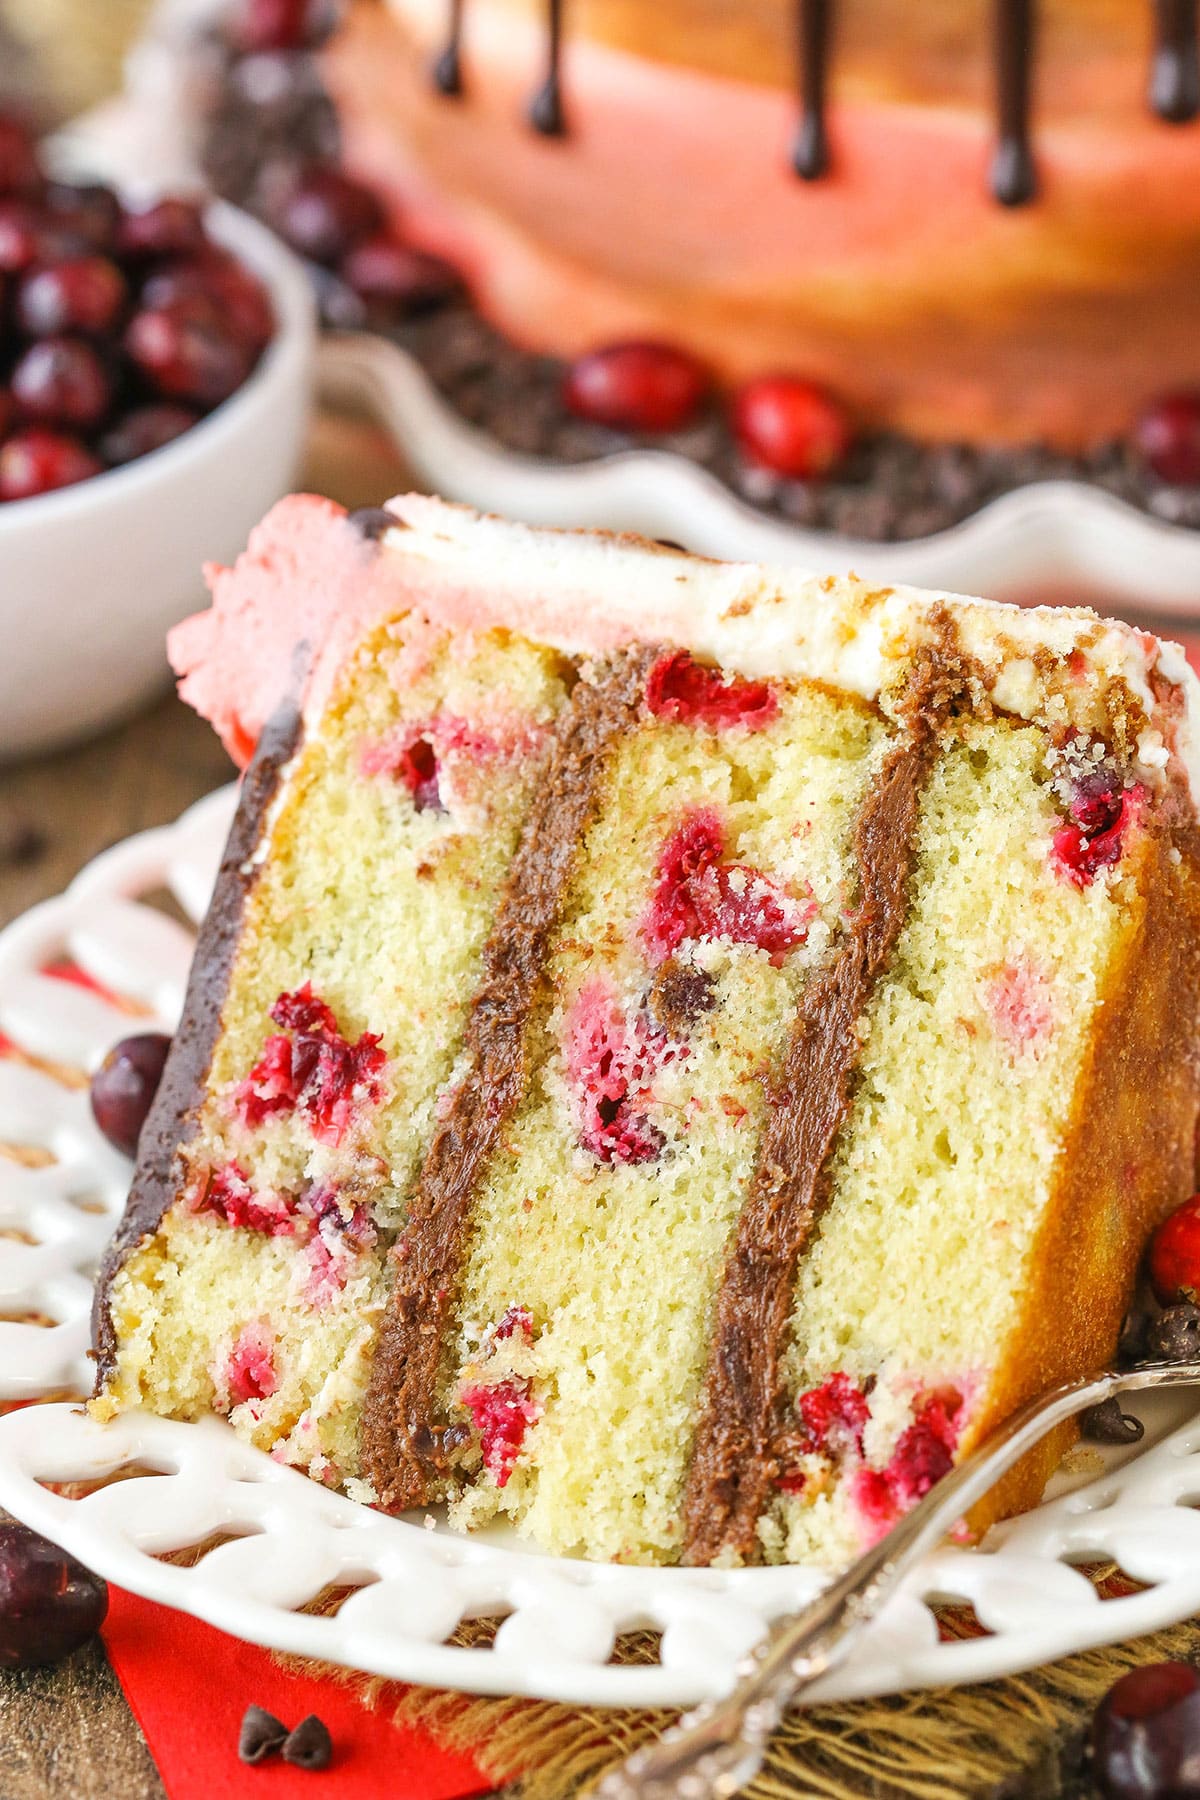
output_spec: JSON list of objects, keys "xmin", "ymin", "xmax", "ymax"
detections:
[{"xmin": 597, "ymin": 1358, "xmax": 1200, "ymax": 1800}]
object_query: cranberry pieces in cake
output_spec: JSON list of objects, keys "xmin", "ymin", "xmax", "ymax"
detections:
[
  {"xmin": 188, "ymin": 1161, "xmax": 295, "ymax": 1236},
  {"xmin": 562, "ymin": 976, "xmax": 687, "ymax": 1165},
  {"xmin": 214, "ymin": 1320, "xmax": 279, "ymax": 1413},
  {"xmin": 851, "ymin": 1387, "xmax": 965, "ymax": 1540},
  {"xmin": 641, "ymin": 808, "xmax": 816, "ymax": 966},
  {"xmin": 235, "ymin": 984, "xmax": 386, "ymax": 1146},
  {"xmin": 645, "ymin": 650, "xmax": 778, "ymax": 732},
  {"xmin": 458, "ymin": 1305, "xmax": 540, "ymax": 1488},
  {"xmin": 360, "ymin": 713, "xmax": 549, "ymax": 817},
  {"xmin": 777, "ymin": 1371, "xmax": 871, "ymax": 1494},
  {"xmin": 1049, "ymin": 744, "xmax": 1147, "ymax": 889}
]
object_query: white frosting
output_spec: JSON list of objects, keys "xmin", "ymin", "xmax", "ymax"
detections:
[{"xmin": 370, "ymin": 495, "xmax": 1200, "ymax": 813}]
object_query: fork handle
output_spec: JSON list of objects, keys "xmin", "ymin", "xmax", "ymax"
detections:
[{"xmin": 599, "ymin": 1359, "xmax": 1200, "ymax": 1800}]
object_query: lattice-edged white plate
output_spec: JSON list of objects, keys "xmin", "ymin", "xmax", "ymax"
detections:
[{"xmin": 3, "ymin": 788, "xmax": 1200, "ymax": 1708}]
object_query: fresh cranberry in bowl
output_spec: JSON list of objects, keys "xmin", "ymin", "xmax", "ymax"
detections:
[
  {"xmin": 100, "ymin": 403, "xmax": 200, "ymax": 467},
  {"xmin": 339, "ymin": 235, "xmax": 461, "ymax": 321},
  {"xmin": 563, "ymin": 341, "xmax": 710, "ymax": 434},
  {"xmin": 16, "ymin": 257, "xmax": 128, "ymax": 337},
  {"xmin": 117, "ymin": 196, "xmax": 208, "ymax": 262},
  {"xmin": 0, "ymin": 115, "xmax": 41, "ymax": 199},
  {"xmin": 10, "ymin": 338, "xmax": 112, "ymax": 430},
  {"xmin": 0, "ymin": 428, "xmax": 101, "ymax": 501},
  {"xmin": 142, "ymin": 255, "xmax": 275, "ymax": 352},
  {"xmin": 126, "ymin": 297, "xmax": 253, "ymax": 407}
]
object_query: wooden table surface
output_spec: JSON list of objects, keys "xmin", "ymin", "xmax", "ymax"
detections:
[{"xmin": 0, "ymin": 419, "xmax": 410, "ymax": 1799}]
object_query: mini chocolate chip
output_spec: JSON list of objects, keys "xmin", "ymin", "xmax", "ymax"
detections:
[
  {"xmin": 283, "ymin": 1714, "xmax": 332, "ymax": 1771},
  {"xmin": 345, "ymin": 506, "xmax": 396, "ymax": 542},
  {"xmin": 1081, "ymin": 1397, "xmax": 1145, "ymax": 1445},
  {"xmin": 0, "ymin": 815, "xmax": 47, "ymax": 868},
  {"xmin": 1148, "ymin": 1303, "xmax": 1200, "ymax": 1363},
  {"xmin": 648, "ymin": 961, "xmax": 718, "ymax": 1036},
  {"xmin": 238, "ymin": 1703, "xmax": 288, "ymax": 1764},
  {"xmin": 1118, "ymin": 1306, "xmax": 1149, "ymax": 1366}
]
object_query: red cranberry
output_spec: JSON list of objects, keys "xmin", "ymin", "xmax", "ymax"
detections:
[
  {"xmin": 732, "ymin": 376, "xmax": 853, "ymax": 479},
  {"xmin": 142, "ymin": 256, "xmax": 274, "ymax": 352},
  {"xmin": 16, "ymin": 257, "xmax": 128, "ymax": 337},
  {"xmin": 0, "ymin": 1521, "xmax": 108, "ymax": 1670},
  {"xmin": 339, "ymin": 235, "xmax": 460, "ymax": 319},
  {"xmin": 263, "ymin": 164, "xmax": 384, "ymax": 265},
  {"xmin": 100, "ymin": 402, "xmax": 199, "ymax": 466},
  {"xmin": 0, "ymin": 200, "xmax": 42, "ymax": 273},
  {"xmin": 563, "ymin": 341, "xmax": 710, "ymax": 434},
  {"xmin": 645, "ymin": 650, "xmax": 778, "ymax": 731},
  {"xmin": 11, "ymin": 337, "xmax": 112, "ymax": 429},
  {"xmin": 117, "ymin": 197, "xmax": 208, "ymax": 261},
  {"xmin": 89, "ymin": 1032, "xmax": 172, "ymax": 1156},
  {"xmin": 228, "ymin": 0, "xmax": 339, "ymax": 52},
  {"xmin": 43, "ymin": 182, "xmax": 122, "ymax": 252},
  {"xmin": 1092, "ymin": 1662, "xmax": 1200, "ymax": 1799},
  {"xmin": 1136, "ymin": 391, "xmax": 1200, "ymax": 487},
  {"xmin": 1149, "ymin": 1194, "xmax": 1200, "ymax": 1306},
  {"xmin": 0, "ymin": 428, "xmax": 101, "ymax": 501},
  {"xmin": 126, "ymin": 299, "xmax": 252, "ymax": 407},
  {"xmin": 0, "ymin": 116, "xmax": 41, "ymax": 198}
]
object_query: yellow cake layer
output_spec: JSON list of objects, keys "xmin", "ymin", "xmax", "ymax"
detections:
[
  {"xmin": 446, "ymin": 681, "xmax": 885, "ymax": 1560},
  {"xmin": 97, "ymin": 620, "xmax": 570, "ymax": 1484}
]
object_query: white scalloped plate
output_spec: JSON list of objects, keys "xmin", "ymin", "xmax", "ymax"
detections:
[{"xmin": 4, "ymin": 793, "xmax": 1200, "ymax": 1706}]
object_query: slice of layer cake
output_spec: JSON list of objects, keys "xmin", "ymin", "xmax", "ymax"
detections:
[{"xmin": 92, "ymin": 496, "xmax": 1200, "ymax": 1567}]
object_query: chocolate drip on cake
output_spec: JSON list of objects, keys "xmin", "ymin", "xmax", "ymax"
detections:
[
  {"xmin": 1151, "ymin": 0, "xmax": 1200, "ymax": 123},
  {"xmin": 360, "ymin": 646, "xmax": 659, "ymax": 1511},
  {"xmin": 431, "ymin": 0, "xmax": 465, "ymax": 95},
  {"xmin": 680, "ymin": 658, "xmax": 954, "ymax": 1567},
  {"xmin": 528, "ymin": 0, "xmax": 566, "ymax": 136},
  {"xmin": 990, "ymin": 0, "xmax": 1037, "ymax": 206},
  {"xmin": 91, "ymin": 695, "xmax": 304, "ymax": 1386},
  {"xmin": 792, "ymin": 0, "xmax": 832, "ymax": 179}
]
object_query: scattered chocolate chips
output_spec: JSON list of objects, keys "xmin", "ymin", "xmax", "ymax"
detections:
[
  {"xmin": 1081, "ymin": 1397, "xmax": 1145, "ymax": 1445},
  {"xmin": 1147, "ymin": 1303, "xmax": 1200, "ymax": 1363},
  {"xmin": 0, "ymin": 813, "xmax": 47, "ymax": 868},
  {"xmin": 238, "ymin": 1704, "xmax": 288, "ymax": 1765},
  {"xmin": 283, "ymin": 1714, "xmax": 333, "ymax": 1771},
  {"xmin": 648, "ymin": 959, "xmax": 718, "ymax": 1036},
  {"xmin": 345, "ymin": 504, "xmax": 397, "ymax": 541}
]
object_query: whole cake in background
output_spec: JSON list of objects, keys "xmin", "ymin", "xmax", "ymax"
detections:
[
  {"xmin": 92, "ymin": 493, "xmax": 1200, "ymax": 1567},
  {"xmin": 193, "ymin": 0, "xmax": 1200, "ymax": 538}
]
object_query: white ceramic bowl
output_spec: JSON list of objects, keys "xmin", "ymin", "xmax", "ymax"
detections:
[{"xmin": 0, "ymin": 199, "xmax": 315, "ymax": 762}]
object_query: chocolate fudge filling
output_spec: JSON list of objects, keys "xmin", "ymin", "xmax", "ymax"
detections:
[
  {"xmin": 360, "ymin": 645, "xmax": 662, "ymax": 1512},
  {"xmin": 681, "ymin": 659, "xmax": 953, "ymax": 1565},
  {"xmin": 91, "ymin": 695, "xmax": 304, "ymax": 1387}
]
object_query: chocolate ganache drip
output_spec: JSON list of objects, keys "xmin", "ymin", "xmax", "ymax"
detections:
[
  {"xmin": 1151, "ymin": 0, "xmax": 1200, "ymax": 123},
  {"xmin": 792, "ymin": 0, "xmax": 832, "ymax": 180},
  {"xmin": 528, "ymin": 0, "xmax": 566, "ymax": 136},
  {"xmin": 990, "ymin": 0, "xmax": 1037, "ymax": 206},
  {"xmin": 431, "ymin": 0, "xmax": 464, "ymax": 95},
  {"xmin": 427, "ymin": 0, "xmax": 1197, "ymax": 206}
]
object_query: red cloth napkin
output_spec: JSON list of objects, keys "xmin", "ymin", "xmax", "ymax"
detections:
[{"xmin": 102, "ymin": 1587, "xmax": 493, "ymax": 1800}]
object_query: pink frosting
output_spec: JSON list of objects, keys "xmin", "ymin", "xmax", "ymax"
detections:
[{"xmin": 171, "ymin": 496, "xmax": 405, "ymax": 767}]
